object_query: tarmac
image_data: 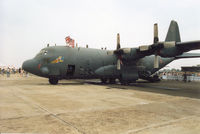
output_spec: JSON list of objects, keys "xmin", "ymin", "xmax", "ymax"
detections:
[{"xmin": 0, "ymin": 75, "xmax": 200, "ymax": 134}]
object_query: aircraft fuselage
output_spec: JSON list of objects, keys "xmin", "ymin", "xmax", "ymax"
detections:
[{"xmin": 22, "ymin": 46, "xmax": 173, "ymax": 83}]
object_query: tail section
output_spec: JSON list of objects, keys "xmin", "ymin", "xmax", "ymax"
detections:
[{"xmin": 165, "ymin": 20, "xmax": 181, "ymax": 42}]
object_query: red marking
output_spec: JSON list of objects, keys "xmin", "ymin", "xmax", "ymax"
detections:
[
  {"xmin": 38, "ymin": 64, "xmax": 41, "ymax": 69},
  {"xmin": 160, "ymin": 59, "xmax": 163, "ymax": 64}
]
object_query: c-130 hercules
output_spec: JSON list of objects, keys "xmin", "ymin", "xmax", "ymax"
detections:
[{"xmin": 22, "ymin": 20, "xmax": 200, "ymax": 85}]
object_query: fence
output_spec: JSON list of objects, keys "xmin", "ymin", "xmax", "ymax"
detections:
[{"xmin": 162, "ymin": 75, "xmax": 200, "ymax": 82}]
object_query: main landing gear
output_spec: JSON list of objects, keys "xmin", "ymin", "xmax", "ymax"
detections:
[
  {"xmin": 144, "ymin": 75, "xmax": 161, "ymax": 83},
  {"xmin": 100, "ymin": 78, "xmax": 116, "ymax": 84},
  {"xmin": 119, "ymin": 80, "xmax": 130, "ymax": 85},
  {"xmin": 49, "ymin": 77, "xmax": 59, "ymax": 85},
  {"xmin": 100, "ymin": 78, "xmax": 134, "ymax": 85}
]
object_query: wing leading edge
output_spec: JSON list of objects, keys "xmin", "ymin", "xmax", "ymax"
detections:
[{"xmin": 176, "ymin": 40, "xmax": 200, "ymax": 52}]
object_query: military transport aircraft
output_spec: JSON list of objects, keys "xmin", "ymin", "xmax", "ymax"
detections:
[{"xmin": 22, "ymin": 20, "xmax": 200, "ymax": 85}]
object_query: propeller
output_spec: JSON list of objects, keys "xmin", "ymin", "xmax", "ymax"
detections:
[
  {"xmin": 153, "ymin": 23, "xmax": 159, "ymax": 68},
  {"xmin": 116, "ymin": 33, "xmax": 122, "ymax": 70},
  {"xmin": 106, "ymin": 33, "xmax": 131, "ymax": 70},
  {"xmin": 114, "ymin": 33, "xmax": 132, "ymax": 70}
]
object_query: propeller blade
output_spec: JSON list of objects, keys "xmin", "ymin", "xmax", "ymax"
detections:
[
  {"xmin": 153, "ymin": 23, "xmax": 159, "ymax": 68},
  {"xmin": 117, "ymin": 59, "xmax": 121, "ymax": 70},
  {"xmin": 154, "ymin": 55, "xmax": 159, "ymax": 68},
  {"xmin": 117, "ymin": 33, "xmax": 120, "ymax": 50},
  {"xmin": 154, "ymin": 23, "xmax": 159, "ymax": 43},
  {"xmin": 107, "ymin": 50, "xmax": 114, "ymax": 55}
]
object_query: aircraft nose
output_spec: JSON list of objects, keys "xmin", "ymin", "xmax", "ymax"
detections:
[{"xmin": 22, "ymin": 59, "xmax": 39, "ymax": 74}]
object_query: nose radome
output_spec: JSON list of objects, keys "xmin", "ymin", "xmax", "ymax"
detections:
[
  {"xmin": 22, "ymin": 59, "xmax": 38, "ymax": 74},
  {"xmin": 22, "ymin": 60, "xmax": 30, "ymax": 71}
]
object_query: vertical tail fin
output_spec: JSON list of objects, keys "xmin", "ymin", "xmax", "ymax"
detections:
[{"xmin": 165, "ymin": 20, "xmax": 181, "ymax": 42}]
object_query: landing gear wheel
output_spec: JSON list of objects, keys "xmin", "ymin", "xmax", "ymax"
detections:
[
  {"xmin": 109, "ymin": 78, "xmax": 116, "ymax": 84},
  {"xmin": 120, "ymin": 81, "xmax": 129, "ymax": 85},
  {"xmin": 119, "ymin": 79, "xmax": 129, "ymax": 85},
  {"xmin": 148, "ymin": 75, "xmax": 161, "ymax": 83},
  {"xmin": 101, "ymin": 78, "xmax": 107, "ymax": 84},
  {"xmin": 49, "ymin": 77, "xmax": 58, "ymax": 85}
]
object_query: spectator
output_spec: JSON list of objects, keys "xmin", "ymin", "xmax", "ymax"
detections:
[
  {"xmin": 12, "ymin": 67, "xmax": 16, "ymax": 74},
  {"xmin": 25, "ymin": 71, "xmax": 29, "ymax": 77},
  {"xmin": 6, "ymin": 67, "xmax": 11, "ymax": 77},
  {"xmin": 19, "ymin": 68, "xmax": 21, "ymax": 74},
  {"xmin": 2, "ymin": 68, "xmax": 5, "ymax": 76}
]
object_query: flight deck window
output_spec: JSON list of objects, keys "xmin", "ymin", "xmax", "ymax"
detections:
[
  {"xmin": 44, "ymin": 51, "xmax": 48, "ymax": 55},
  {"xmin": 35, "ymin": 50, "xmax": 48, "ymax": 57}
]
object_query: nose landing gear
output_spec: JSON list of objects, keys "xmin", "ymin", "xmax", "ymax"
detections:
[{"xmin": 49, "ymin": 77, "xmax": 59, "ymax": 85}]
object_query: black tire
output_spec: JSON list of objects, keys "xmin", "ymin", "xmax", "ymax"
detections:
[
  {"xmin": 119, "ymin": 79, "xmax": 129, "ymax": 85},
  {"xmin": 101, "ymin": 78, "xmax": 107, "ymax": 84},
  {"xmin": 121, "ymin": 81, "xmax": 129, "ymax": 85},
  {"xmin": 148, "ymin": 76, "xmax": 161, "ymax": 83},
  {"xmin": 109, "ymin": 78, "xmax": 116, "ymax": 84},
  {"xmin": 49, "ymin": 77, "xmax": 58, "ymax": 85}
]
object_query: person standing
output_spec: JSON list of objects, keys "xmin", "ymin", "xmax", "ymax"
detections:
[
  {"xmin": 12, "ymin": 67, "xmax": 16, "ymax": 74},
  {"xmin": 6, "ymin": 67, "xmax": 11, "ymax": 77},
  {"xmin": 2, "ymin": 68, "xmax": 5, "ymax": 76},
  {"xmin": 19, "ymin": 68, "xmax": 22, "ymax": 76},
  {"xmin": 19, "ymin": 68, "xmax": 21, "ymax": 74}
]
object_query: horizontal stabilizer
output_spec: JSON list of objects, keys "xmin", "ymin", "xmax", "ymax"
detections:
[{"xmin": 175, "ymin": 52, "xmax": 200, "ymax": 59}]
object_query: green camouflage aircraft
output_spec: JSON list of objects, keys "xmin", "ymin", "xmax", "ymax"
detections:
[{"xmin": 22, "ymin": 20, "xmax": 200, "ymax": 85}]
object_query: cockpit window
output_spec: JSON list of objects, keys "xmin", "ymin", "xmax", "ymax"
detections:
[
  {"xmin": 35, "ymin": 49, "xmax": 48, "ymax": 58},
  {"xmin": 44, "ymin": 50, "xmax": 48, "ymax": 55}
]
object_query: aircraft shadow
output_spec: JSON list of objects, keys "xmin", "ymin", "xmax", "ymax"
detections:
[
  {"xmin": 35, "ymin": 82, "xmax": 85, "ymax": 86},
  {"xmin": 58, "ymin": 82, "xmax": 85, "ymax": 85},
  {"xmin": 33, "ymin": 80, "xmax": 200, "ymax": 99},
  {"xmin": 86, "ymin": 80, "xmax": 200, "ymax": 99}
]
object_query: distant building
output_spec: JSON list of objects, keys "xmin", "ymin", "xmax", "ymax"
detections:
[
  {"xmin": 181, "ymin": 66, "xmax": 200, "ymax": 72},
  {"xmin": 160, "ymin": 65, "xmax": 200, "ymax": 81}
]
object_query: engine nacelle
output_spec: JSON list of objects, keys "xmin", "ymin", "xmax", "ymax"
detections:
[
  {"xmin": 95, "ymin": 65, "xmax": 138, "ymax": 82},
  {"xmin": 121, "ymin": 48, "xmax": 141, "ymax": 61},
  {"xmin": 95, "ymin": 65, "xmax": 119, "ymax": 78}
]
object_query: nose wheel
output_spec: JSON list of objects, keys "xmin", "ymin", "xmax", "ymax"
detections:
[{"xmin": 49, "ymin": 77, "xmax": 58, "ymax": 85}]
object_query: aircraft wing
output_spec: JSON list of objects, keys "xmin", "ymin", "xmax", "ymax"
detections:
[
  {"xmin": 176, "ymin": 40, "xmax": 200, "ymax": 52},
  {"xmin": 136, "ymin": 40, "xmax": 200, "ymax": 58},
  {"xmin": 175, "ymin": 52, "xmax": 200, "ymax": 59},
  {"xmin": 110, "ymin": 20, "xmax": 200, "ymax": 69}
]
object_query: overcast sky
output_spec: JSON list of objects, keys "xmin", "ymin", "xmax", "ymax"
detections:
[{"xmin": 1, "ymin": 0, "xmax": 200, "ymax": 69}]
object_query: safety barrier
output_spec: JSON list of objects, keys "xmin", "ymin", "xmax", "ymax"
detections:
[{"xmin": 162, "ymin": 75, "xmax": 200, "ymax": 81}]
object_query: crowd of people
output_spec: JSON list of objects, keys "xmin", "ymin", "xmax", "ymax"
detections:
[
  {"xmin": 0, "ymin": 67, "xmax": 28, "ymax": 77},
  {"xmin": 159, "ymin": 70, "xmax": 200, "ymax": 82}
]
